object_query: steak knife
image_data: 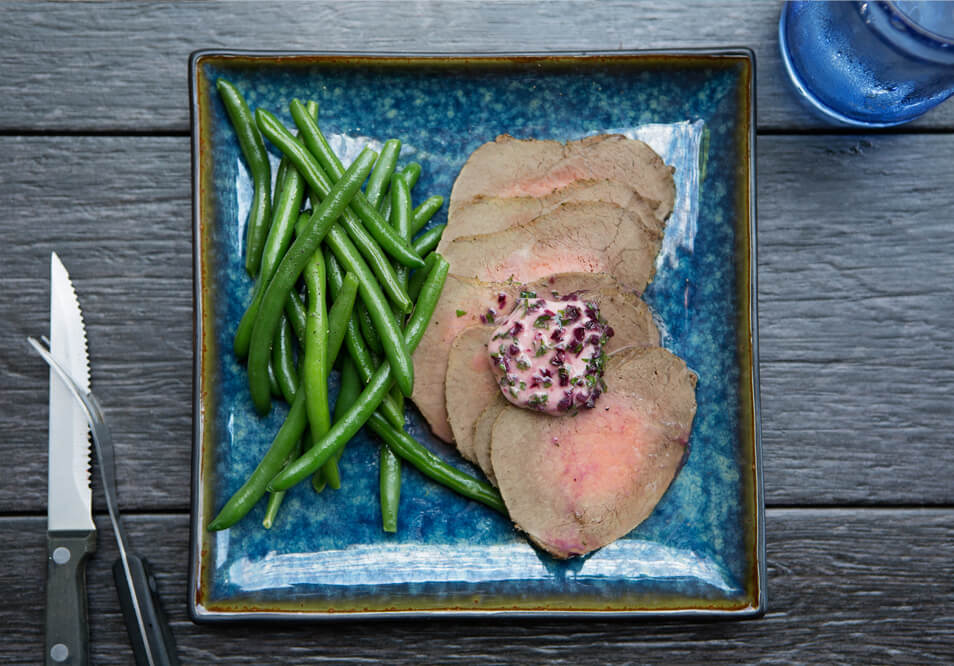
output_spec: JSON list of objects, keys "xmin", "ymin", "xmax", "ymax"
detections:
[
  {"xmin": 45, "ymin": 251, "xmax": 96, "ymax": 666},
  {"xmin": 34, "ymin": 253, "xmax": 179, "ymax": 666}
]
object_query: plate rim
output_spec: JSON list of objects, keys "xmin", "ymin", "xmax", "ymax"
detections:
[{"xmin": 188, "ymin": 47, "xmax": 764, "ymax": 622}]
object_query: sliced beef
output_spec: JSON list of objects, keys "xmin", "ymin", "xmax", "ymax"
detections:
[
  {"xmin": 441, "ymin": 201, "xmax": 663, "ymax": 293},
  {"xmin": 449, "ymin": 134, "xmax": 676, "ymax": 225},
  {"xmin": 438, "ymin": 179, "xmax": 663, "ymax": 251},
  {"xmin": 472, "ymin": 396, "xmax": 507, "ymax": 487},
  {"xmin": 490, "ymin": 347, "xmax": 697, "ymax": 559},
  {"xmin": 413, "ymin": 271, "xmax": 658, "ymax": 444},
  {"xmin": 443, "ymin": 273, "xmax": 660, "ymax": 469},
  {"xmin": 444, "ymin": 326, "xmax": 500, "ymax": 465},
  {"xmin": 533, "ymin": 273, "xmax": 661, "ymax": 353},
  {"xmin": 410, "ymin": 274, "xmax": 522, "ymax": 442}
]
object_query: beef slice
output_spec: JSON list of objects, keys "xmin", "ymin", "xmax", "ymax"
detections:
[
  {"xmin": 442, "ymin": 201, "xmax": 663, "ymax": 293},
  {"xmin": 469, "ymin": 314, "xmax": 662, "ymax": 489},
  {"xmin": 439, "ymin": 179, "xmax": 664, "ymax": 251},
  {"xmin": 410, "ymin": 274, "xmax": 521, "ymax": 442},
  {"xmin": 490, "ymin": 346, "xmax": 697, "ymax": 559},
  {"xmin": 444, "ymin": 273, "xmax": 660, "ymax": 471},
  {"xmin": 413, "ymin": 271, "xmax": 659, "ymax": 444},
  {"xmin": 449, "ymin": 134, "xmax": 676, "ymax": 224},
  {"xmin": 472, "ymin": 396, "xmax": 508, "ymax": 487},
  {"xmin": 444, "ymin": 326, "xmax": 499, "ymax": 464}
]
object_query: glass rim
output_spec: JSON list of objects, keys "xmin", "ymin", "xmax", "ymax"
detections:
[{"xmin": 884, "ymin": 0, "xmax": 954, "ymax": 46}]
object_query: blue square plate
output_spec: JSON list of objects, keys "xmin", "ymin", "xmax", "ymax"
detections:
[{"xmin": 189, "ymin": 50, "xmax": 763, "ymax": 620}]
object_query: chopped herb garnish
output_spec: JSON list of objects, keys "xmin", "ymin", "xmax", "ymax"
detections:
[
  {"xmin": 456, "ymin": 309, "xmax": 467, "ymax": 317},
  {"xmin": 533, "ymin": 314, "xmax": 551, "ymax": 328},
  {"xmin": 528, "ymin": 393, "xmax": 549, "ymax": 408}
]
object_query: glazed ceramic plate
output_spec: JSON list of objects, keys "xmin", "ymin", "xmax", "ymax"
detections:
[{"xmin": 189, "ymin": 50, "xmax": 763, "ymax": 620}]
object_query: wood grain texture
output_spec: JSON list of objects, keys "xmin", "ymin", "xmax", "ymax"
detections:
[
  {"xmin": 757, "ymin": 135, "xmax": 954, "ymax": 504},
  {"xmin": 0, "ymin": 0, "xmax": 951, "ymax": 133},
  {"xmin": 0, "ymin": 136, "xmax": 193, "ymax": 514},
  {"xmin": 1, "ymin": 133, "xmax": 953, "ymax": 514},
  {"xmin": 1, "ymin": 509, "xmax": 952, "ymax": 663}
]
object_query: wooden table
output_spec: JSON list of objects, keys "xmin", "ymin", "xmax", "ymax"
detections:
[{"xmin": 2, "ymin": 2, "xmax": 952, "ymax": 662}]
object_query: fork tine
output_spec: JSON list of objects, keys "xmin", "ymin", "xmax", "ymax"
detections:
[{"xmin": 27, "ymin": 336, "xmax": 106, "ymax": 426}]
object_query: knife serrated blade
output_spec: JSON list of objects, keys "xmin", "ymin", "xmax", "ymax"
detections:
[
  {"xmin": 48, "ymin": 251, "xmax": 94, "ymax": 532},
  {"xmin": 46, "ymin": 252, "xmax": 96, "ymax": 666}
]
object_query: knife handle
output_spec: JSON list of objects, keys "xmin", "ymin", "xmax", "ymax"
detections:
[
  {"xmin": 112, "ymin": 554, "xmax": 179, "ymax": 666},
  {"xmin": 46, "ymin": 530, "xmax": 96, "ymax": 666}
]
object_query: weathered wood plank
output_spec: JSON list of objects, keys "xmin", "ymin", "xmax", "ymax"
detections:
[
  {"xmin": 757, "ymin": 135, "xmax": 954, "ymax": 504},
  {"xmin": 0, "ymin": 0, "xmax": 951, "ymax": 133},
  {"xmin": 1, "ymin": 133, "xmax": 952, "ymax": 513},
  {"xmin": 2, "ymin": 509, "xmax": 952, "ymax": 663},
  {"xmin": 0, "ymin": 135, "xmax": 193, "ymax": 513}
]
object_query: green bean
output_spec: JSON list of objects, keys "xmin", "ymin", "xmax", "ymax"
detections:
[
  {"xmin": 379, "ymin": 443, "xmax": 401, "ymax": 532},
  {"xmin": 411, "ymin": 195, "xmax": 444, "ymax": 235},
  {"xmin": 330, "ymin": 356, "xmax": 361, "ymax": 471},
  {"xmin": 272, "ymin": 315, "xmax": 298, "ymax": 404},
  {"xmin": 383, "ymin": 171, "xmax": 413, "ymax": 517},
  {"xmin": 303, "ymin": 251, "xmax": 330, "ymax": 439},
  {"xmin": 356, "ymin": 302, "xmax": 384, "ymax": 355},
  {"xmin": 364, "ymin": 139, "xmax": 401, "ymax": 209},
  {"xmin": 246, "ymin": 146, "xmax": 377, "ymax": 415},
  {"xmin": 274, "ymin": 101, "xmax": 320, "ymax": 212},
  {"xmin": 233, "ymin": 105, "xmax": 315, "ymax": 358},
  {"xmin": 325, "ymin": 250, "xmax": 404, "ymax": 429},
  {"xmin": 379, "ymin": 163, "xmax": 422, "ymax": 222},
  {"xmin": 267, "ymin": 360, "xmax": 281, "ymax": 398},
  {"xmin": 326, "ymin": 272, "xmax": 359, "ymax": 368},
  {"xmin": 258, "ymin": 108, "xmax": 423, "ymax": 269},
  {"xmin": 319, "ymin": 452, "xmax": 341, "ymax": 491},
  {"xmin": 266, "ymin": 110, "xmax": 415, "ymax": 314},
  {"xmin": 390, "ymin": 174, "xmax": 413, "ymax": 244},
  {"xmin": 325, "ymin": 225, "xmax": 415, "ymax": 398},
  {"xmin": 389, "ymin": 384, "xmax": 405, "ymax": 423},
  {"xmin": 407, "ymin": 252, "xmax": 438, "ymax": 302},
  {"xmin": 284, "ymin": 288, "xmax": 307, "ymax": 347},
  {"xmin": 208, "ymin": 388, "xmax": 308, "ymax": 530},
  {"xmin": 262, "ymin": 437, "xmax": 302, "ymax": 529},
  {"xmin": 298, "ymin": 429, "xmax": 329, "ymax": 493},
  {"xmin": 216, "ymin": 79, "xmax": 272, "ymax": 277},
  {"xmin": 288, "ymin": 100, "xmax": 423, "ymax": 271},
  {"xmin": 261, "ymin": 149, "xmax": 309, "ymax": 280},
  {"xmin": 233, "ymin": 186, "xmax": 308, "ymax": 360},
  {"xmin": 400, "ymin": 162, "xmax": 421, "ymax": 191},
  {"xmin": 303, "ymin": 250, "xmax": 340, "ymax": 490},
  {"xmin": 389, "ymin": 173, "xmax": 413, "ymax": 295},
  {"xmin": 366, "ymin": 413, "xmax": 506, "ymax": 515},
  {"xmin": 334, "ymin": 356, "xmax": 362, "ymax": 423},
  {"xmin": 272, "ymin": 158, "xmax": 288, "ymax": 211},
  {"xmin": 262, "ymin": 489, "xmax": 285, "ymax": 529},
  {"xmin": 412, "ymin": 224, "xmax": 445, "ymax": 257},
  {"xmin": 268, "ymin": 255, "xmax": 449, "ymax": 491},
  {"xmin": 340, "ymin": 207, "xmax": 414, "ymax": 312}
]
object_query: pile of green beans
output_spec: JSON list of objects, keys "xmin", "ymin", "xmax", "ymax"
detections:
[{"xmin": 209, "ymin": 79, "xmax": 502, "ymax": 533}]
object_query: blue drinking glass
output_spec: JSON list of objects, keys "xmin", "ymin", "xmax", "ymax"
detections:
[{"xmin": 779, "ymin": 1, "xmax": 954, "ymax": 127}]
